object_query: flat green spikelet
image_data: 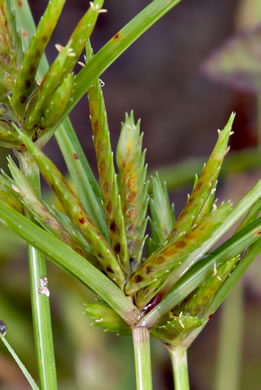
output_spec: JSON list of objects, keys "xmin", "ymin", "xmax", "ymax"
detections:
[
  {"xmin": 41, "ymin": 73, "xmax": 75, "ymax": 128},
  {"xmin": 15, "ymin": 128, "xmax": 125, "ymax": 289},
  {"xmin": 25, "ymin": 0, "xmax": 103, "ymax": 135},
  {"xmin": 117, "ymin": 112, "xmax": 149, "ymax": 268},
  {"xmin": 12, "ymin": 0, "xmax": 66, "ymax": 118},
  {"xmin": 87, "ymin": 41, "xmax": 129, "ymax": 270},
  {"xmin": 25, "ymin": 45, "xmax": 73, "ymax": 133},
  {"xmin": 168, "ymin": 113, "xmax": 235, "ymax": 242},
  {"xmin": 0, "ymin": 121, "xmax": 21, "ymax": 148},
  {"xmin": 85, "ymin": 301, "xmax": 130, "ymax": 334},
  {"xmin": 150, "ymin": 315, "xmax": 206, "ymax": 345},
  {"xmin": 175, "ymin": 255, "xmax": 240, "ymax": 318},
  {"xmin": 0, "ymin": 170, "xmax": 23, "ymax": 212},
  {"xmin": 126, "ymin": 201, "xmax": 233, "ymax": 306},
  {"xmin": 148, "ymin": 173, "xmax": 175, "ymax": 254},
  {"xmin": 0, "ymin": 0, "xmax": 23, "ymax": 100}
]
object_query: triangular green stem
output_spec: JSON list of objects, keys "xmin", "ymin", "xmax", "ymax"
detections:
[
  {"xmin": 167, "ymin": 345, "xmax": 190, "ymax": 390},
  {"xmin": 132, "ymin": 327, "xmax": 153, "ymax": 390}
]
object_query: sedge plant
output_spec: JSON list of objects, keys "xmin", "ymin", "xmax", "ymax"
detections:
[{"xmin": 0, "ymin": 1, "xmax": 260, "ymax": 389}]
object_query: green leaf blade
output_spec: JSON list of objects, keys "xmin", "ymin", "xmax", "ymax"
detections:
[{"xmin": 0, "ymin": 198, "xmax": 140, "ymax": 324}]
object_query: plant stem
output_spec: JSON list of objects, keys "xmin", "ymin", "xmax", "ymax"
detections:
[
  {"xmin": 132, "ymin": 327, "xmax": 153, "ymax": 390},
  {"xmin": 167, "ymin": 346, "xmax": 190, "ymax": 390},
  {"xmin": 214, "ymin": 282, "xmax": 243, "ymax": 390},
  {"xmin": 18, "ymin": 153, "xmax": 57, "ymax": 390}
]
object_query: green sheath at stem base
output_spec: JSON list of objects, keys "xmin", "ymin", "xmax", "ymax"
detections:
[
  {"xmin": 132, "ymin": 327, "xmax": 153, "ymax": 390},
  {"xmin": 168, "ymin": 346, "xmax": 190, "ymax": 390}
]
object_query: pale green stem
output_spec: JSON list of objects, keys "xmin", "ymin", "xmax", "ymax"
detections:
[
  {"xmin": 167, "ymin": 346, "xmax": 190, "ymax": 390},
  {"xmin": 215, "ymin": 282, "xmax": 243, "ymax": 390},
  {"xmin": 132, "ymin": 327, "xmax": 153, "ymax": 390},
  {"xmin": 18, "ymin": 153, "xmax": 57, "ymax": 390}
]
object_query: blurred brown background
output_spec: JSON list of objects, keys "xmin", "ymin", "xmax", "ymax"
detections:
[{"xmin": 0, "ymin": 0, "xmax": 260, "ymax": 389}]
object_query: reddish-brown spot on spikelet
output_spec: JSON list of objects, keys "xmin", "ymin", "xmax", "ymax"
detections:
[
  {"xmin": 22, "ymin": 30, "xmax": 28, "ymax": 39},
  {"xmin": 110, "ymin": 221, "xmax": 117, "ymax": 232},
  {"xmin": 146, "ymin": 266, "xmax": 153, "ymax": 274},
  {"xmin": 73, "ymin": 152, "xmax": 79, "ymax": 160},
  {"xmin": 103, "ymin": 182, "xmax": 109, "ymax": 193},
  {"xmin": 99, "ymin": 160, "xmax": 105, "ymax": 176},
  {"xmin": 25, "ymin": 80, "xmax": 31, "ymax": 89},
  {"xmin": 134, "ymin": 275, "xmax": 143, "ymax": 283},
  {"xmin": 114, "ymin": 243, "xmax": 121, "ymax": 254},
  {"xmin": 156, "ymin": 256, "xmax": 165, "ymax": 264},
  {"xmin": 113, "ymin": 32, "xmax": 120, "ymax": 40},
  {"xmin": 93, "ymin": 120, "xmax": 99, "ymax": 136},
  {"xmin": 175, "ymin": 240, "xmax": 186, "ymax": 249},
  {"xmin": 106, "ymin": 201, "xmax": 112, "ymax": 214},
  {"xmin": 127, "ymin": 191, "xmax": 136, "ymax": 203},
  {"xmin": 29, "ymin": 65, "xmax": 36, "ymax": 74}
]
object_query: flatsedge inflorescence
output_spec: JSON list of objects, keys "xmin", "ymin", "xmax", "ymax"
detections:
[{"xmin": 0, "ymin": 0, "xmax": 261, "ymax": 352}]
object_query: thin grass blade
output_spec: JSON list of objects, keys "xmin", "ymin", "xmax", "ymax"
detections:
[{"xmin": 0, "ymin": 335, "xmax": 39, "ymax": 390}]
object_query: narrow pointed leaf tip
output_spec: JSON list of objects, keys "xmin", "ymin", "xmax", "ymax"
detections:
[{"xmin": 117, "ymin": 111, "xmax": 148, "ymax": 268}]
